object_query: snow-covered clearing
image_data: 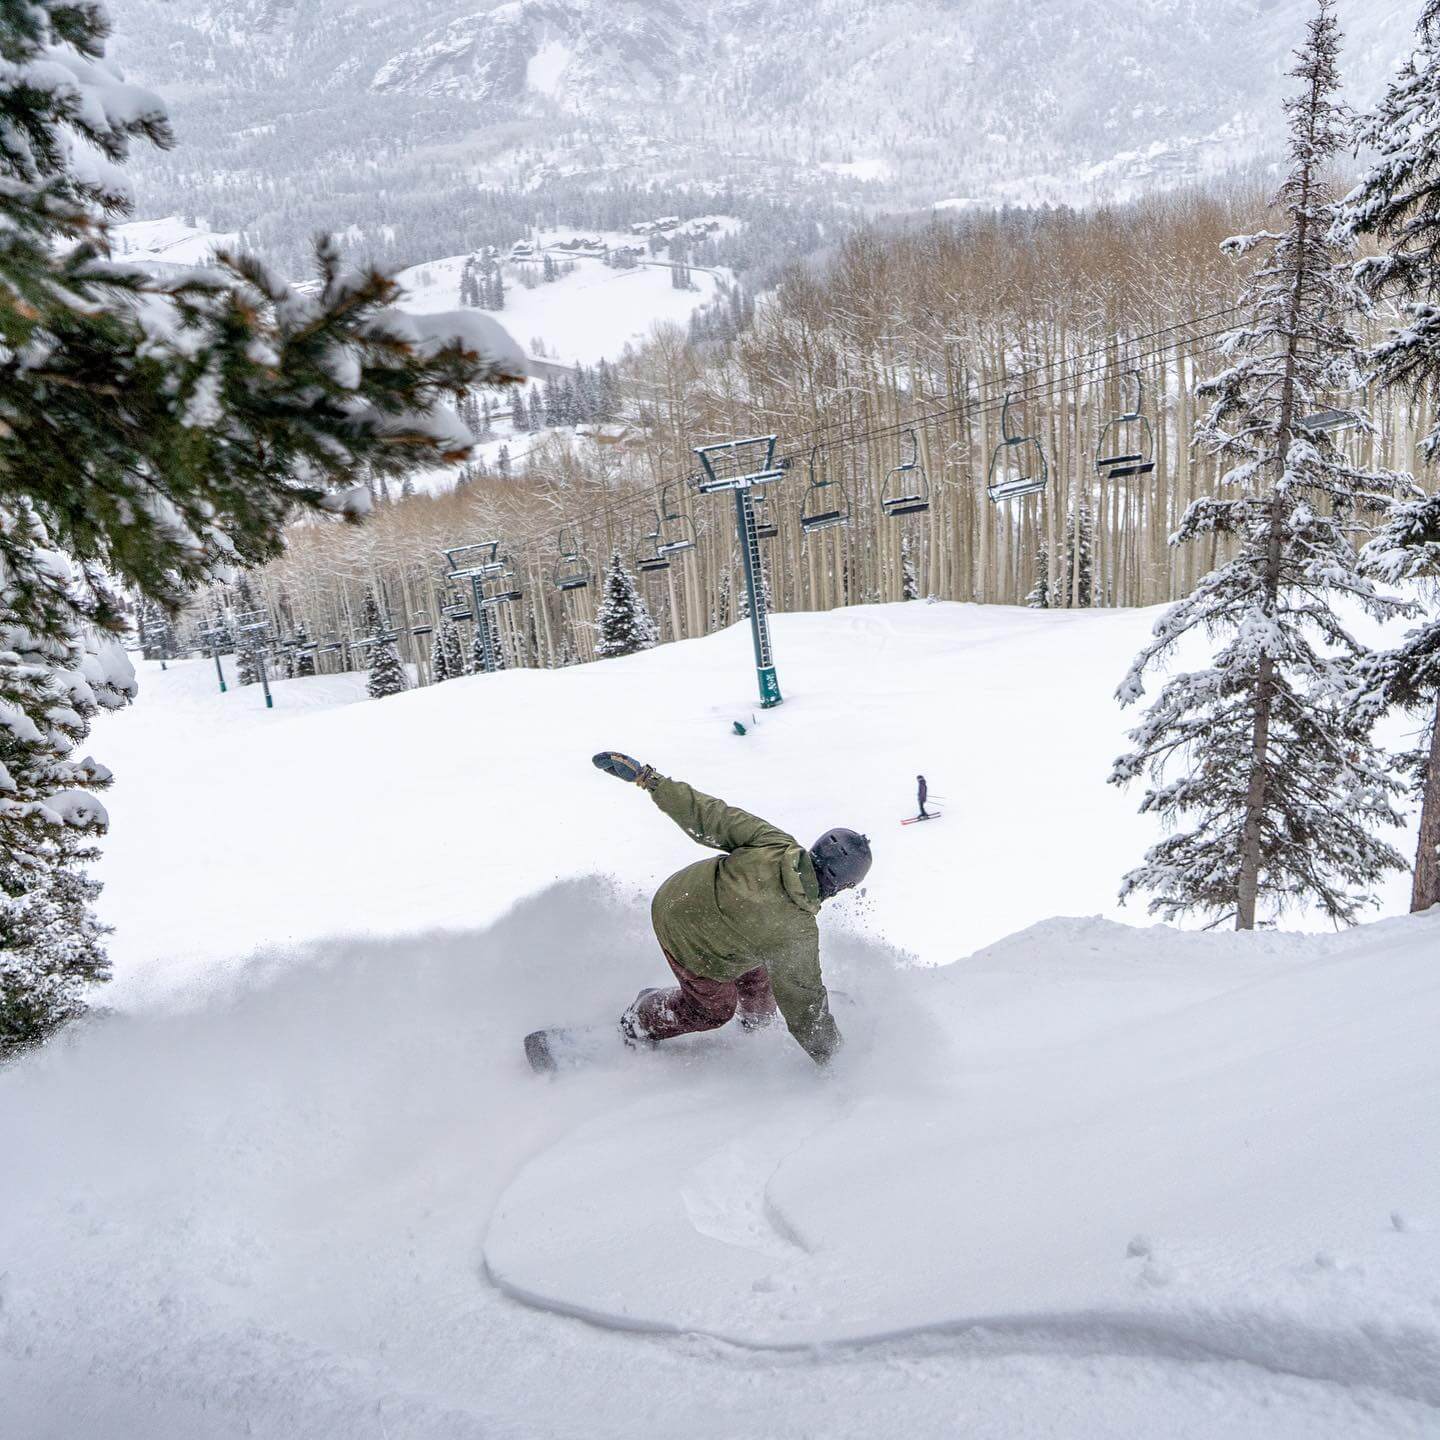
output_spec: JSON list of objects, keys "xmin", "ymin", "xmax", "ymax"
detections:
[
  {"xmin": 2, "ymin": 602, "xmax": 1437, "ymax": 1438},
  {"xmin": 395, "ymin": 244, "xmax": 726, "ymax": 368}
]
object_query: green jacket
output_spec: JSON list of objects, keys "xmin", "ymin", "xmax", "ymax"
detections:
[{"xmin": 648, "ymin": 776, "xmax": 840, "ymax": 1064}]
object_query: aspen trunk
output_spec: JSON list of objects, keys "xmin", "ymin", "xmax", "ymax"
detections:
[{"xmin": 1412, "ymin": 692, "xmax": 1440, "ymax": 914}]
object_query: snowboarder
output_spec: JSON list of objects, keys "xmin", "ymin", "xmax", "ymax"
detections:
[
  {"xmin": 591, "ymin": 752, "xmax": 871, "ymax": 1064},
  {"xmin": 916, "ymin": 774, "xmax": 930, "ymax": 819}
]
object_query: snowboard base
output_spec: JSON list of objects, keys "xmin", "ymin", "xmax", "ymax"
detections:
[{"xmin": 524, "ymin": 1023, "xmax": 632, "ymax": 1074}]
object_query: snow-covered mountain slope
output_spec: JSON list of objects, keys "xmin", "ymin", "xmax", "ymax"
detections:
[
  {"xmin": 82, "ymin": 602, "xmax": 1421, "ymax": 1001},
  {"xmin": 2, "ymin": 603, "xmax": 1437, "ymax": 1437},
  {"xmin": 103, "ymin": 0, "xmax": 1416, "ymax": 263}
]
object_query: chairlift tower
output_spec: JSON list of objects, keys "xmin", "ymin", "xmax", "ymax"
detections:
[
  {"xmin": 195, "ymin": 621, "xmax": 229, "ymax": 694},
  {"xmin": 234, "ymin": 608, "xmax": 274, "ymax": 709},
  {"xmin": 694, "ymin": 436, "xmax": 785, "ymax": 709},
  {"xmin": 443, "ymin": 541, "xmax": 511, "ymax": 674}
]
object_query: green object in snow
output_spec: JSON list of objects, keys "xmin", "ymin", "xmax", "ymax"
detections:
[
  {"xmin": 646, "ymin": 777, "xmax": 839, "ymax": 1064},
  {"xmin": 733, "ymin": 720, "xmax": 747, "ymax": 736}
]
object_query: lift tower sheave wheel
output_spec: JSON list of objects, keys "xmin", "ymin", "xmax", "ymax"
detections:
[{"xmin": 693, "ymin": 436, "xmax": 784, "ymax": 709}]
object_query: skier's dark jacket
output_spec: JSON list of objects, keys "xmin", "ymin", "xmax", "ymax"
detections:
[{"xmin": 646, "ymin": 776, "xmax": 840, "ymax": 1063}]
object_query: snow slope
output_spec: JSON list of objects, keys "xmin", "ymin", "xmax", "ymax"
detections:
[{"xmin": 2, "ymin": 603, "xmax": 1438, "ymax": 1438}]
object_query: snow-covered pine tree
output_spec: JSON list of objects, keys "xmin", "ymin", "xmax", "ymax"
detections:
[
  {"xmin": 1063, "ymin": 497, "xmax": 1095, "ymax": 607},
  {"xmin": 430, "ymin": 629, "xmax": 451, "ymax": 683},
  {"xmin": 1355, "ymin": 495, "xmax": 1440, "ymax": 910},
  {"xmin": 137, "ymin": 598, "xmax": 173, "ymax": 661},
  {"xmin": 1027, "ymin": 544, "xmax": 1051, "ymax": 608},
  {"xmin": 362, "ymin": 591, "xmax": 407, "ymax": 699},
  {"xmin": 232, "ymin": 582, "xmax": 260, "ymax": 686},
  {"xmin": 1338, "ymin": 0, "xmax": 1440, "ymax": 911},
  {"xmin": 595, "ymin": 553, "xmax": 659, "ymax": 658},
  {"xmin": 471, "ymin": 611, "xmax": 505, "ymax": 672},
  {"xmin": 0, "ymin": 6, "xmax": 520, "ymax": 1052},
  {"xmin": 441, "ymin": 617, "xmax": 468, "ymax": 678},
  {"xmin": 1110, "ymin": 0, "xmax": 1410, "ymax": 931},
  {"xmin": 901, "ymin": 532, "xmax": 919, "ymax": 600}
]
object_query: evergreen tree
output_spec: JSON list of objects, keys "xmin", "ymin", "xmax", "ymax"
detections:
[
  {"xmin": 1110, "ymin": 0, "xmax": 1409, "ymax": 930},
  {"xmin": 1026, "ymin": 544, "xmax": 1051, "ymax": 608},
  {"xmin": 595, "ymin": 553, "xmax": 659, "ymax": 657},
  {"xmin": 1355, "ymin": 495, "xmax": 1440, "ymax": 910},
  {"xmin": 430, "ymin": 629, "xmax": 451, "ymax": 683},
  {"xmin": 0, "ymin": 7, "xmax": 522, "ymax": 1050},
  {"xmin": 362, "ymin": 590, "xmax": 407, "ymax": 699},
  {"xmin": 901, "ymin": 532, "xmax": 919, "ymax": 600},
  {"xmin": 232, "ymin": 581, "xmax": 260, "ymax": 686},
  {"xmin": 497, "ymin": 444, "xmax": 512, "ymax": 477},
  {"xmin": 512, "ymin": 389, "xmax": 531, "ymax": 433},
  {"xmin": 1339, "ymin": 0, "xmax": 1440, "ymax": 911},
  {"xmin": 430, "ymin": 616, "xmax": 468, "ymax": 682},
  {"xmin": 490, "ymin": 265, "xmax": 505, "ymax": 310},
  {"xmin": 472, "ymin": 611, "xmax": 506, "ymax": 672},
  {"xmin": 137, "ymin": 598, "xmax": 173, "ymax": 661},
  {"xmin": 1063, "ymin": 497, "xmax": 1095, "ymax": 607}
]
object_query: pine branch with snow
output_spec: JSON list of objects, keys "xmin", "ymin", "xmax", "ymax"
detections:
[
  {"xmin": 0, "ymin": 4, "xmax": 523, "ymax": 1048},
  {"xmin": 1337, "ymin": 2, "xmax": 1440, "ymax": 911}
]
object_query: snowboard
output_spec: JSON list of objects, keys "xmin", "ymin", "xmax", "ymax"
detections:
[
  {"xmin": 524, "ymin": 1023, "xmax": 632, "ymax": 1074},
  {"xmin": 901, "ymin": 811, "xmax": 942, "ymax": 826}
]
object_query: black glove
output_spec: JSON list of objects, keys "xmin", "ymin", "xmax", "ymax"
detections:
[{"xmin": 592, "ymin": 752, "xmax": 657, "ymax": 788}]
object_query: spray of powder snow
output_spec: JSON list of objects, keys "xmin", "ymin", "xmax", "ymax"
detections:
[{"xmin": 0, "ymin": 878, "xmax": 942, "ymax": 1437}]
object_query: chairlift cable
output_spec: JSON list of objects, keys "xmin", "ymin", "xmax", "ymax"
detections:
[{"xmin": 485, "ymin": 309, "xmax": 1251, "ymax": 558}]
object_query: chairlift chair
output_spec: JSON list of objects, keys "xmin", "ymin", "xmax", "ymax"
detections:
[
  {"xmin": 554, "ymin": 526, "xmax": 592, "ymax": 592},
  {"xmin": 1298, "ymin": 391, "xmax": 1365, "ymax": 434},
  {"xmin": 635, "ymin": 517, "xmax": 670, "ymax": 573},
  {"xmin": 751, "ymin": 492, "xmax": 780, "ymax": 540},
  {"xmin": 881, "ymin": 430, "xmax": 931, "ymax": 517},
  {"xmin": 987, "ymin": 394, "xmax": 1049, "ymax": 504},
  {"xmin": 1095, "ymin": 371, "xmax": 1156, "ymax": 480},
  {"xmin": 410, "ymin": 609, "xmax": 434, "ymax": 637},
  {"xmin": 800, "ymin": 446, "xmax": 850, "ymax": 534},
  {"xmin": 655, "ymin": 483, "xmax": 698, "ymax": 556}
]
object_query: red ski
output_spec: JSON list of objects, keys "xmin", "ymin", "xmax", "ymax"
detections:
[{"xmin": 901, "ymin": 812, "xmax": 942, "ymax": 826}]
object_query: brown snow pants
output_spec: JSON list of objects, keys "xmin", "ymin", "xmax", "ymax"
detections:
[{"xmin": 635, "ymin": 949, "xmax": 777, "ymax": 1040}]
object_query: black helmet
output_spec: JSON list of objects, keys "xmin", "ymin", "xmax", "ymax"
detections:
[{"xmin": 810, "ymin": 827, "xmax": 872, "ymax": 899}]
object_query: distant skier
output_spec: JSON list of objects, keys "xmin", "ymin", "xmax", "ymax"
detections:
[
  {"xmin": 916, "ymin": 774, "xmax": 930, "ymax": 819},
  {"xmin": 591, "ymin": 752, "xmax": 872, "ymax": 1064}
]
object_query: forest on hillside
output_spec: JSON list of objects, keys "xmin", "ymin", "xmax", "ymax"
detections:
[{"xmin": 175, "ymin": 183, "xmax": 1431, "ymax": 681}]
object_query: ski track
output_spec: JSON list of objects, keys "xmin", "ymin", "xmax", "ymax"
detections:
[{"xmin": 484, "ymin": 1262, "xmax": 1440, "ymax": 1410}]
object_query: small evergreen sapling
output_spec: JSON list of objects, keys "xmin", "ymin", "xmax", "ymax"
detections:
[
  {"xmin": 1111, "ymin": 0, "xmax": 1409, "ymax": 930},
  {"xmin": 595, "ymin": 553, "xmax": 659, "ymax": 658},
  {"xmin": 362, "ymin": 592, "xmax": 408, "ymax": 699}
]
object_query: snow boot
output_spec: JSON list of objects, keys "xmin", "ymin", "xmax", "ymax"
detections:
[{"xmin": 619, "ymin": 988, "xmax": 663, "ymax": 1047}]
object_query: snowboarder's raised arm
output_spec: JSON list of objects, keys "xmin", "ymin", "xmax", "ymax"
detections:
[
  {"xmin": 650, "ymin": 777, "xmax": 797, "ymax": 854},
  {"xmin": 592, "ymin": 753, "xmax": 796, "ymax": 852},
  {"xmin": 771, "ymin": 931, "xmax": 842, "ymax": 1065}
]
